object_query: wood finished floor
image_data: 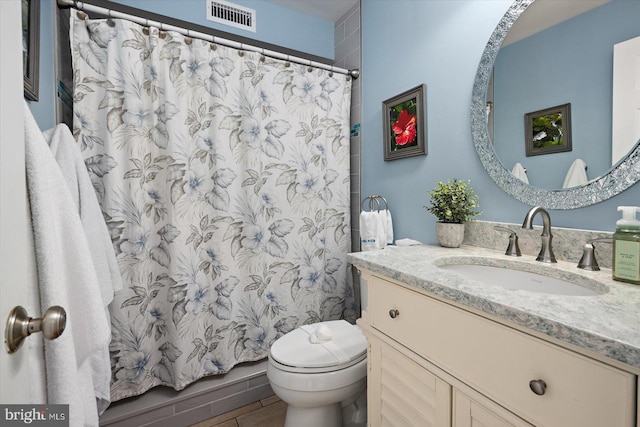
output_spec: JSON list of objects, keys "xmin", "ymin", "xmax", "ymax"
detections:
[{"xmin": 189, "ymin": 395, "xmax": 286, "ymax": 427}]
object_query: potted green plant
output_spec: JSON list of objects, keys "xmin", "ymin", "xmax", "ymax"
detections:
[{"xmin": 425, "ymin": 179, "xmax": 481, "ymax": 247}]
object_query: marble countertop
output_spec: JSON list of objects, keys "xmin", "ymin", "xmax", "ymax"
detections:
[{"xmin": 347, "ymin": 244, "xmax": 640, "ymax": 372}]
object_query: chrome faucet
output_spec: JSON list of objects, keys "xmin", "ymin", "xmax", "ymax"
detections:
[
  {"xmin": 577, "ymin": 238, "xmax": 613, "ymax": 271},
  {"xmin": 494, "ymin": 226, "xmax": 521, "ymax": 256},
  {"xmin": 522, "ymin": 206, "xmax": 557, "ymax": 263}
]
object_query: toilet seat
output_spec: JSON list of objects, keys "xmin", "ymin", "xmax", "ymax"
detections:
[{"xmin": 269, "ymin": 320, "xmax": 366, "ymax": 374}]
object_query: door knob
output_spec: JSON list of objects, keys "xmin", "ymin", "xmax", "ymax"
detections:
[{"xmin": 5, "ymin": 305, "xmax": 66, "ymax": 354}]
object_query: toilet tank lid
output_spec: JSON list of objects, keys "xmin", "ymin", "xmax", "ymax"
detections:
[{"xmin": 269, "ymin": 320, "xmax": 366, "ymax": 369}]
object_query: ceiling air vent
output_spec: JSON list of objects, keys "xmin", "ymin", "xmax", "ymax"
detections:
[{"xmin": 206, "ymin": 0, "xmax": 256, "ymax": 32}]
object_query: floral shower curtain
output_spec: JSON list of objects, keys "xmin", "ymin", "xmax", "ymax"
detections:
[{"xmin": 70, "ymin": 11, "xmax": 354, "ymax": 401}]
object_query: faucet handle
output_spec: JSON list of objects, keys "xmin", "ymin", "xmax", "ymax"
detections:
[
  {"xmin": 494, "ymin": 226, "xmax": 522, "ymax": 257},
  {"xmin": 577, "ymin": 238, "xmax": 613, "ymax": 271}
]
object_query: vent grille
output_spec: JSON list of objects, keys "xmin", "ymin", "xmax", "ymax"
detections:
[{"xmin": 206, "ymin": 0, "xmax": 256, "ymax": 32}]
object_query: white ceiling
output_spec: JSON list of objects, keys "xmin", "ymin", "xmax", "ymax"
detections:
[
  {"xmin": 503, "ymin": 0, "xmax": 611, "ymax": 46},
  {"xmin": 263, "ymin": 0, "xmax": 612, "ymax": 42},
  {"xmin": 264, "ymin": 0, "xmax": 359, "ymax": 22}
]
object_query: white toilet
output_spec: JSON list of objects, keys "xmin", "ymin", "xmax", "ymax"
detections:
[{"xmin": 267, "ymin": 319, "xmax": 367, "ymax": 427}]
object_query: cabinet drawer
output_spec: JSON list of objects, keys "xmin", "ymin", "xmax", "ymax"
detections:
[{"xmin": 369, "ymin": 275, "xmax": 636, "ymax": 427}]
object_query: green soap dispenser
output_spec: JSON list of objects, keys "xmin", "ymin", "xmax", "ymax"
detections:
[{"xmin": 613, "ymin": 206, "xmax": 640, "ymax": 285}]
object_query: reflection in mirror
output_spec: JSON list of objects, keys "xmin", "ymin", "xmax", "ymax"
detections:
[
  {"xmin": 492, "ymin": 0, "xmax": 639, "ymax": 190},
  {"xmin": 471, "ymin": 0, "xmax": 640, "ymax": 209}
]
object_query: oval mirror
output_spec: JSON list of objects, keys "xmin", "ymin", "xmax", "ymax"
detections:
[{"xmin": 471, "ymin": 0, "xmax": 640, "ymax": 209}]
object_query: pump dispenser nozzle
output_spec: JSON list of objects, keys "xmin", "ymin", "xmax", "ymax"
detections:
[{"xmin": 616, "ymin": 206, "xmax": 640, "ymax": 230}]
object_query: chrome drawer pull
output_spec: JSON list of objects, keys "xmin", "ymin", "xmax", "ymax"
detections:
[
  {"xmin": 529, "ymin": 379, "xmax": 547, "ymax": 395},
  {"xmin": 388, "ymin": 309, "xmax": 399, "ymax": 319}
]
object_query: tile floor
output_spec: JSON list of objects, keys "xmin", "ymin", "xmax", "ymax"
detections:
[{"xmin": 190, "ymin": 395, "xmax": 286, "ymax": 427}]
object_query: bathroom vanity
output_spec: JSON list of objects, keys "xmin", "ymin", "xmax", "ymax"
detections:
[{"xmin": 349, "ymin": 245, "xmax": 640, "ymax": 427}]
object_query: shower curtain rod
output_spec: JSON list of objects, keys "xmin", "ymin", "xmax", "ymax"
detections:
[{"xmin": 57, "ymin": 0, "xmax": 360, "ymax": 79}]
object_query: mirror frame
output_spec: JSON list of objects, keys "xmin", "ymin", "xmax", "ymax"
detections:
[{"xmin": 471, "ymin": 0, "xmax": 640, "ymax": 209}]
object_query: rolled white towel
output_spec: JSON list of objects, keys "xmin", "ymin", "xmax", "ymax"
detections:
[
  {"xmin": 511, "ymin": 162, "xmax": 529, "ymax": 184},
  {"xmin": 562, "ymin": 158, "xmax": 588, "ymax": 188}
]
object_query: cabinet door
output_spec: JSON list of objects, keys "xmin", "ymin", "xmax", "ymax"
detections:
[
  {"xmin": 368, "ymin": 335, "xmax": 451, "ymax": 427},
  {"xmin": 453, "ymin": 390, "xmax": 533, "ymax": 427},
  {"xmin": 369, "ymin": 275, "xmax": 636, "ymax": 427}
]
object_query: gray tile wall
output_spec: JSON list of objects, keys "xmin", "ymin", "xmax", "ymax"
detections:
[
  {"xmin": 99, "ymin": 361, "xmax": 271, "ymax": 427},
  {"xmin": 334, "ymin": 2, "xmax": 362, "ymax": 253}
]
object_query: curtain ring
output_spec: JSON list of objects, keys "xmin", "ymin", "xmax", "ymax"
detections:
[
  {"xmin": 238, "ymin": 51, "xmax": 245, "ymax": 57},
  {"xmin": 76, "ymin": 10, "xmax": 87, "ymax": 20},
  {"xmin": 107, "ymin": 19, "xmax": 115, "ymax": 27},
  {"xmin": 184, "ymin": 37, "xmax": 192, "ymax": 45},
  {"xmin": 307, "ymin": 67, "xmax": 313, "ymax": 73},
  {"xmin": 284, "ymin": 61, "xmax": 290, "ymax": 68},
  {"xmin": 142, "ymin": 27, "xmax": 150, "ymax": 35},
  {"xmin": 210, "ymin": 43, "xmax": 217, "ymax": 51},
  {"xmin": 159, "ymin": 31, "xmax": 166, "ymax": 39},
  {"xmin": 260, "ymin": 55, "xmax": 266, "ymax": 62}
]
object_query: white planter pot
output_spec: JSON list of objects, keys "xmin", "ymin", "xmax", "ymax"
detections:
[{"xmin": 435, "ymin": 222, "xmax": 465, "ymax": 248}]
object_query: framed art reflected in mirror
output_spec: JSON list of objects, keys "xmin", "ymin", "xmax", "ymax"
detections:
[
  {"xmin": 525, "ymin": 103, "xmax": 572, "ymax": 157},
  {"xmin": 471, "ymin": 0, "xmax": 640, "ymax": 209},
  {"xmin": 23, "ymin": 0, "xmax": 40, "ymax": 101},
  {"xmin": 383, "ymin": 84, "xmax": 427, "ymax": 161}
]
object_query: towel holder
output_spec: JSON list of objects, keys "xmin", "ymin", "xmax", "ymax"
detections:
[{"xmin": 361, "ymin": 194, "xmax": 389, "ymax": 212}]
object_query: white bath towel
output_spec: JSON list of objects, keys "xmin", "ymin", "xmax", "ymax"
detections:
[
  {"xmin": 360, "ymin": 211, "xmax": 386, "ymax": 251},
  {"xmin": 24, "ymin": 101, "xmax": 110, "ymax": 427},
  {"xmin": 562, "ymin": 158, "xmax": 588, "ymax": 188},
  {"xmin": 381, "ymin": 209, "xmax": 394, "ymax": 244},
  {"xmin": 43, "ymin": 123, "xmax": 122, "ymax": 414},
  {"xmin": 43, "ymin": 123, "xmax": 123, "ymax": 308},
  {"xmin": 511, "ymin": 163, "xmax": 529, "ymax": 184}
]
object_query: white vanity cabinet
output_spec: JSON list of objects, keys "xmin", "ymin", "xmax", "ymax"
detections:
[
  {"xmin": 366, "ymin": 332, "xmax": 532, "ymax": 427},
  {"xmin": 358, "ymin": 271, "xmax": 637, "ymax": 427}
]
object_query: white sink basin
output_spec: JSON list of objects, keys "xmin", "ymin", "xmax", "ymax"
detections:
[{"xmin": 438, "ymin": 263, "xmax": 605, "ymax": 296}]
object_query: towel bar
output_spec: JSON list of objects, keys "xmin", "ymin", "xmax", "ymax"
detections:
[{"xmin": 361, "ymin": 194, "xmax": 388, "ymax": 212}]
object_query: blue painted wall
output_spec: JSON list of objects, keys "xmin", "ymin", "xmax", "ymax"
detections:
[
  {"xmin": 361, "ymin": 0, "xmax": 640, "ymax": 243},
  {"xmin": 111, "ymin": 0, "xmax": 335, "ymax": 59},
  {"xmin": 494, "ymin": 1, "xmax": 640, "ymax": 189}
]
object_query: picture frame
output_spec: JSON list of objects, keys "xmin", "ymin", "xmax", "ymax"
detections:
[
  {"xmin": 23, "ymin": 0, "xmax": 40, "ymax": 101},
  {"xmin": 383, "ymin": 84, "xmax": 427, "ymax": 161},
  {"xmin": 524, "ymin": 103, "xmax": 571, "ymax": 157}
]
